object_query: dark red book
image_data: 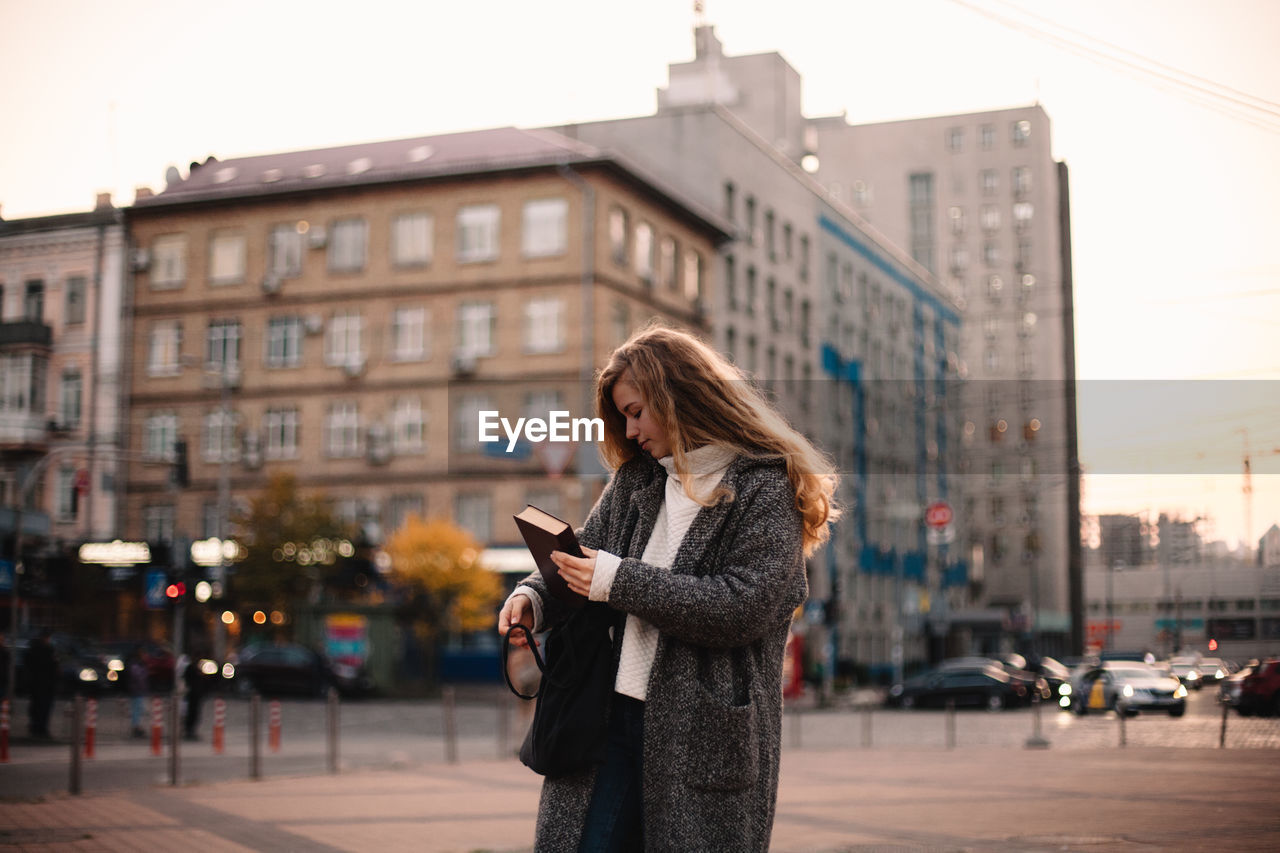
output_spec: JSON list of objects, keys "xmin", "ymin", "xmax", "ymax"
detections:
[{"xmin": 513, "ymin": 505, "xmax": 587, "ymax": 607}]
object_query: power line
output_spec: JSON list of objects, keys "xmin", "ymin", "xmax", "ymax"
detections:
[{"xmin": 944, "ymin": 0, "xmax": 1280, "ymax": 134}]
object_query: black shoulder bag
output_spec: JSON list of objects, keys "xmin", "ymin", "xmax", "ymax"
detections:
[{"xmin": 501, "ymin": 602, "xmax": 616, "ymax": 778}]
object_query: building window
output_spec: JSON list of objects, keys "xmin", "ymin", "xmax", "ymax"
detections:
[
  {"xmin": 326, "ymin": 310, "xmax": 364, "ymax": 367},
  {"xmin": 328, "ymin": 218, "xmax": 368, "ymax": 273},
  {"xmin": 265, "ymin": 316, "xmax": 303, "ymax": 368},
  {"xmin": 391, "ymin": 212, "xmax": 433, "ymax": 267},
  {"xmin": 981, "ymin": 205, "xmax": 1001, "ymax": 232},
  {"xmin": 208, "ymin": 230, "xmax": 246, "ymax": 285},
  {"xmin": 908, "ymin": 173, "xmax": 935, "ymax": 273},
  {"xmin": 949, "ymin": 206, "xmax": 965, "ymax": 236},
  {"xmin": 206, "ymin": 319, "xmax": 242, "ymax": 372},
  {"xmin": 143, "ymin": 412, "xmax": 177, "ymax": 461},
  {"xmin": 23, "ymin": 280, "xmax": 44, "ymax": 322},
  {"xmin": 456, "ymin": 301, "xmax": 495, "ymax": 358},
  {"xmin": 985, "ymin": 348, "xmax": 1000, "ymax": 374},
  {"xmin": 524, "ymin": 487, "xmax": 563, "ymax": 520},
  {"xmin": 391, "ymin": 307, "xmax": 428, "ymax": 361},
  {"xmin": 391, "ymin": 397, "xmax": 425, "ymax": 455},
  {"xmin": 1012, "ymin": 119, "xmax": 1032, "ymax": 146},
  {"xmin": 799, "ymin": 299, "xmax": 811, "ymax": 347},
  {"xmin": 981, "ymin": 169, "xmax": 998, "ymax": 196},
  {"xmin": 723, "ymin": 182, "xmax": 735, "ymax": 222},
  {"xmin": 64, "ymin": 276, "xmax": 87, "ymax": 325},
  {"xmin": 659, "ymin": 236, "xmax": 678, "ymax": 291},
  {"xmin": 799, "ymin": 234, "xmax": 810, "ymax": 282},
  {"xmin": 1017, "ymin": 238, "xmax": 1033, "ymax": 270},
  {"xmin": 746, "ymin": 266, "xmax": 758, "ymax": 315},
  {"xmin": 151, "ymin": 235, "xmax": 187, "ymax": 288},
  {"xmin": 524, "ymin": 388, "xmax": 564, "ymax": 423},
  {"xmin": 725, "ymin": 255, "xmax": 737, "ymax": 311},
  {"xmin": 268, "ymin": 224, "xmax": 303, "ymax": 278},
  {"xmin": 684, "ymin": 250, "xmax": 703, "ymax": 302},
  {"xmin": 457, "ymin": 204, "xmax": 500, "ymax": 263},
  {"xmin": 1013, "ymin": 166, "xmax": 1032, "ymax": 197},
  {"xmin": 745, "ymin": 196, "xmax": 757, "ymax": 244},
  {"xmin": 765, "ymin": 210, "xmax": 776, "ymax": 259},
  {"xmin": 325, "ymin": 401, "xmax": 360, "ymax": 457},
  {"xmin": 1013, "ymin": 201, "xmax": 1034, "ymax": 228},
  {"xmin": 524, "ymin": 297, "xmax": 566, "ymax": 354},
  {"xmin": 59, "ymin": 370, "xmax": 82, "ymax": 429},
  {"xmin": 522, "ymin": 198, "xmax": 568, "ymax": 258},
  {"xmin": 455, "ymin": 492, "xmax": 492, "ymax": 542},
  {"xmin": 988, "ymin": 275, "xmax": 1004, "ymax": 299},
  {"xmin": 264, "ymin": 407, "xmax": 299, "ymax": 460},
  {"xmin": 983, "ymin": 242, "xmax": 1000, "ymax": 267},
  {"xmin": 634, "ymin": 222, "xmax": 655, "ymax": 285},
  {"xmin": 453, "ymin": 392, "xmax": 493, "ymax": 451},
  {"xmin": 143, "ymin": 504, "xmax": 175, "ymax": 544},
  {"xmin": 56, "ymin": 466, "xmax": 79, "ymax": 521},
  {"xmin": 608, "ymin": 206, "xmax": 629, "ymax": 266},
  {"xmin": 202, "ymin": 409, "xmax": 239, "ymax": 463},
  {"xmin": 946, "ymin": 127, "xmax": 964, "ymax": 152},
  {"xmin": 783, "ymin": 223, "xmax": 793, "ymax": 261},
  {"xmin": 388, "ymin": 494, "xmax": 425, "ymax": 533},
  {"xmin": 147, "ymin": 320, "xmax": 183, "ymax": 377},
  {"xmin": 980, "ymin": 124, "xmax": 996, "ymax": 150},
  {"xmin": 612, "ymin": 300, "xmax": 629, "ymax": 347}
]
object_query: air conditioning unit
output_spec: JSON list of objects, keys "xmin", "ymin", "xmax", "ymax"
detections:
[
  {"xmin": 304, "ymin": 314, "xmax": 324, "ymax": 335},
  {"xmin": 261, "ymin": 274, "xmax": 282, "ymax": 295},
  {"xmin": 452, "ymin": 351, "xmax": 477, "ymax": 376},
  {"xmin": 307, "ymin": 226, "xmax": 327, "ymax": 249},
  {"xmin": 130, "ymin": 248, "xmax": 151, "ymax": 272},
  {"xmin": 343, "ymin": 356, "xmax": 366, "ymax": 378}
]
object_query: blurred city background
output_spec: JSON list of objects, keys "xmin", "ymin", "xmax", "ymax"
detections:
[{"xmin": 1, "ymin": 0, "xmax": 1279, "ymax": 819}]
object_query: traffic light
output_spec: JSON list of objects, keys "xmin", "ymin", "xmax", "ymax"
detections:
[
  {"xmin": 165, "ymin": 580, "xmax": 187, "ymax": 600},
  {"xmin": 171, "ymin": 439, "xmax": 190, "ymax": 488}
]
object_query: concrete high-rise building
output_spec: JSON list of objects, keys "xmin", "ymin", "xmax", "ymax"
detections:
[
  {"xmin": 807, "ymin": 105, "xmax": 1081, "ymax": 656},
  {"xmin": 1156, "ymin": 513, "xmax": 1202, "ymax": 566},
  {"xmin": 1099, "ymin": 514, "xmax": 1147, "ymax": 569},
  {"xmin": 0, "ymin": 194, "xmax": 129, "ymax": 629}
]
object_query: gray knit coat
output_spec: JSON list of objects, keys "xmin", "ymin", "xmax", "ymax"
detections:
[{"xmin": 519, "ymin": 452, "xmax": 808, "ymax": 852}]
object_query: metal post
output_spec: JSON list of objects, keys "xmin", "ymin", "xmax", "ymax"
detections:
[
  {"xmin": 945, "ymin": 699, "xmax": 956, "ymax": 749},
  {"xmin": 327, "ymin": 688, "xmax": 339, "ymax": 774},
  {"xmin": 169, "ymin": 692, "xmax": 180, "ymax": 786},
  {"xmin": 250, "ymin": 693, "xmax": 261, "ymax": 780},
  {"xmin": 1025, "ymin": 695, "xmax": 1050, "ymax": 749},
  {"xmin": 1219, "ymin": 701, "xmax": 1228, "ymax": 749},
  {"xmin": 69, "ymin": 696, "xmax": 83, "ymax": 795},
  {"xmin": 442, "ymin": 686, "xmax": 458, "ymax": 764},
  {"xmin": 1117, "ymin": 702, "xmax": 1127, "ymax": 748},
  {"xmin": 861, "ymin": 705, "xmax": 872, "ymax": 748}
]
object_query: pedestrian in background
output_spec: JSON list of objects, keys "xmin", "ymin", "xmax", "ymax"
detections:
[
  {"xmin": 499, "ymin": 324, "xmax": 839, "ymax": 852},
  {"xmin": 25, "ymin": 629, "xmax": 58, "ymax": 738},
  {"xmin": 182, "ymin": 650, "xmax": 206, "ymax": 741}
]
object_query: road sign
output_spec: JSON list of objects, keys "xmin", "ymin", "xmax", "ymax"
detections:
[
  {"xmin": 927, "ymin": 526, "xmax": 956, "ymax": 545},
  {"xmin": 144, "ymin": 570, "xmax": 168, "ymax": 610},
  {"xmin": 925, "ymin": 501, "xmax": 953, "ymax": 529}
]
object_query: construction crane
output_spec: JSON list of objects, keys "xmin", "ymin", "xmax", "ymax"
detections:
[{"xmin": 1238, "ymin": 428, "xmax": 1280, "ymax": 555}]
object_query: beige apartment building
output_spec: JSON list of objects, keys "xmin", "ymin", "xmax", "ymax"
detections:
[{"xmin": 124, "ymin": 128, "xmax": 726, "ymax": 579}]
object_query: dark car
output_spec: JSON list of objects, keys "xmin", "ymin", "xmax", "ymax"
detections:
[
  {"xmin": 228, "ymin": 644, "xmax": 333, "ymax": 697},
  {"xmin": 1073, "ymin": 662, "xmax": 1187, "ymax": 717},
  {"xmin": 888, "ymin": 665, "xmax": 1030, "ymax": 711},
  {"xmin": 1237, "ymin": 659, "xmax": 1280, "ymax": 717},
  {"xmin": 940, "ymin": 656, "xmax": 1051, "ymax": 702},
  {"xmin": 1219, "ymin": 662, "xmax": 1256, "ymax": 709},
  {"xmin": 12, "ymin": 634, "xmax": 110, "ymax": 697},
  {"xmin": 91, "ymin": 639, "xmax": 177, "ymax": 692}
]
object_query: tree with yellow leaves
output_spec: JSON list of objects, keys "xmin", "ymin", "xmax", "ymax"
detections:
[{"xmin": 385, "ymin": 516, "xmax": 503, "ymax": 669}]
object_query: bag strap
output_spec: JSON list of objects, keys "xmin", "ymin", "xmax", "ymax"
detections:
[{"xmin": 501, "ymin": 624, "xmax": 544, "ymax": 700}]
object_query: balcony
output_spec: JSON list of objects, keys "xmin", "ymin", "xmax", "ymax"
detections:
[
  {"xmin": 0, "ymin": 410, "xmax": 50, "ymax": 448},
  {"xmin": 0, "ymin": 320, "xmax": 53, "ymax": 349}
]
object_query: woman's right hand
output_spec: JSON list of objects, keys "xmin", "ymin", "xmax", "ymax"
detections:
[{"xmin": 498, "ymin": 594, "xmax": 536, "ymax": 648}]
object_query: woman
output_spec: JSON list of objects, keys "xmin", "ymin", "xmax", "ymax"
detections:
[{"xmin": 498, "ymin": 325, "xmax": 838, "ymax": 852}]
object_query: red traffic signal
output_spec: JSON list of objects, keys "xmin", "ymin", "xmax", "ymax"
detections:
[{"xmin": 165, "ymin": 582, "xmax": 186, "ymax": 599}]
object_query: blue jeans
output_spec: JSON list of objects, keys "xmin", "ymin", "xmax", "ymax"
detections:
[{"xmin": 578, "ymin": 693, "xmax": 644, "ymax": 853}]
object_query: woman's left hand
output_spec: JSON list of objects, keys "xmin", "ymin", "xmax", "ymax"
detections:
[{"xmin": 551, "ymin": 546, "xmax": 598, "ymax": 597}]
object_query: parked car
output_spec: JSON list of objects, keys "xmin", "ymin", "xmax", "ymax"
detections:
[
  {"xmin": 12, "ymin": 634, "xmax": 110, "ymax": 697},
  {"xmin": 888, "ymin": 664, "xmax": 1031, "ymax": 711},
  {"xmin": 1219, "ymin": 662, "xmax": 1256, "ymax": 708},
  {"xmin": 1073, "ymin": 662, "xmax": 1187, "ymax": 717},
  {"xmin": 1168, "ymin": 656, "xmax": 1206, "ymax": 690},
  {"xmin": 939, "ymin": 656, "xmax": 1051, "ymax": 702},
  {"xmin": 1237, "ymin": 659, "xmax": 1280, "ymax": 717},
  {"xmin": 226, "ymin": 643, "xmax": 354, "ymax": 697},
  {"xmin": 1196, "ymin": 657, "xmax": 1235, "ymax": 688}
]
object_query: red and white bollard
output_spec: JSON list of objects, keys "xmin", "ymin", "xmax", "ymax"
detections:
[
  {"xmin": 150, "ymin": 697, "xmax": 164, "ymax": 756},
  {"xmin": 212, "ymin": 698, "xmax": 225, "ymax": 754},
  {"xmin": 268, "ymin": 700, "xmax": 281, "ymax": 753},
  {"xmin": 1, "ymin": 699, "xmax": 10, "ymax": 763},
  {"xmin": 84, "ymin": 698, "xmax": 97, "ymax": 758}
]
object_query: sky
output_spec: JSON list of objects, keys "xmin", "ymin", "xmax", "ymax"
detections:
[{"xmin": 2, "ymin": 0, "xmax": 1277, "ymax": 550}]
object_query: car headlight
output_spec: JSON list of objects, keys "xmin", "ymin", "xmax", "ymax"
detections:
[
  {"xmin": 1122, "ymin": 684, "xmax": 1134, "ymax": 698},
  {"xmin": 1175, "ymin": 685, "xmax": 1188, "ymax": 698},
  {"xmin": 199, "ymin": 659, "xmax": 218, "ymax": 676},
  {"xmin": 108, "ymin": 658, "xmax": 125, "ymax": 672},
  {"xmin": 222, "ymin": 662, "xmax": 236, "ymax": 679},
  {"xmin": 79, "ymin": 667, "xmax": 99, "ymax": 682},
  {"xmin": 1186, "ymin": 671, "xmax": 1199, "ymax": 681},
  {"xmin": 1059, "ymin": 696, "xmax": 1071, "ymax": 707},
  {"xmin": 1059, "ymin": 683, "xmax": 1072, "ymax": 696},
  {"xmin": 1214, "ymin": 669, "xmax": 1225, "ymax": 679},
  {"xmin": 890, "ymin": 684, "xmax": 903, "ymax": 697}
]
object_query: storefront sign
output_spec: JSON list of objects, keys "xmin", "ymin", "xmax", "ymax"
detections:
[{"xmin": 79, "ymin": 540, "xmax": 151, "ymax": 566}]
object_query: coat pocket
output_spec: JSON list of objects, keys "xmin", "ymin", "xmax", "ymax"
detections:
[{"xmin": 684, "ymin": 684, "xmax": 760, "ymax": 792}]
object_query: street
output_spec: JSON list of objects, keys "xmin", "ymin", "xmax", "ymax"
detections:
[{"xmin": 2, "ymin": 683, "xmax": 1276, "ymax": 800}]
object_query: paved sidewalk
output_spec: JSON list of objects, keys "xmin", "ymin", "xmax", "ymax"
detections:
[{"xmin": 2, "ymin": 746, "xmax": 1278, "ymax": 851}]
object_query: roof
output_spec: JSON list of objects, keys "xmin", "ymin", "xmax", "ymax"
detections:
[
  {"xmin": 0, "ymin": 206, "xmax": 121, "ymax": 237},
  {"xmin": 134, "ymin": 126, "xmax": 731, "ymax": 241}
]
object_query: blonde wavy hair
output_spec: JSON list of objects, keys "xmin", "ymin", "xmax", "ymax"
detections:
[{"xmin": 595, "ymin": 324, "xmax": 839, "ymax": 556}]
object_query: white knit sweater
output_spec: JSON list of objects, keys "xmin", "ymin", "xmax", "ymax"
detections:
[{"xmin": 590, "ymin": 444, "xmax": 736, "ymax": 700}]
